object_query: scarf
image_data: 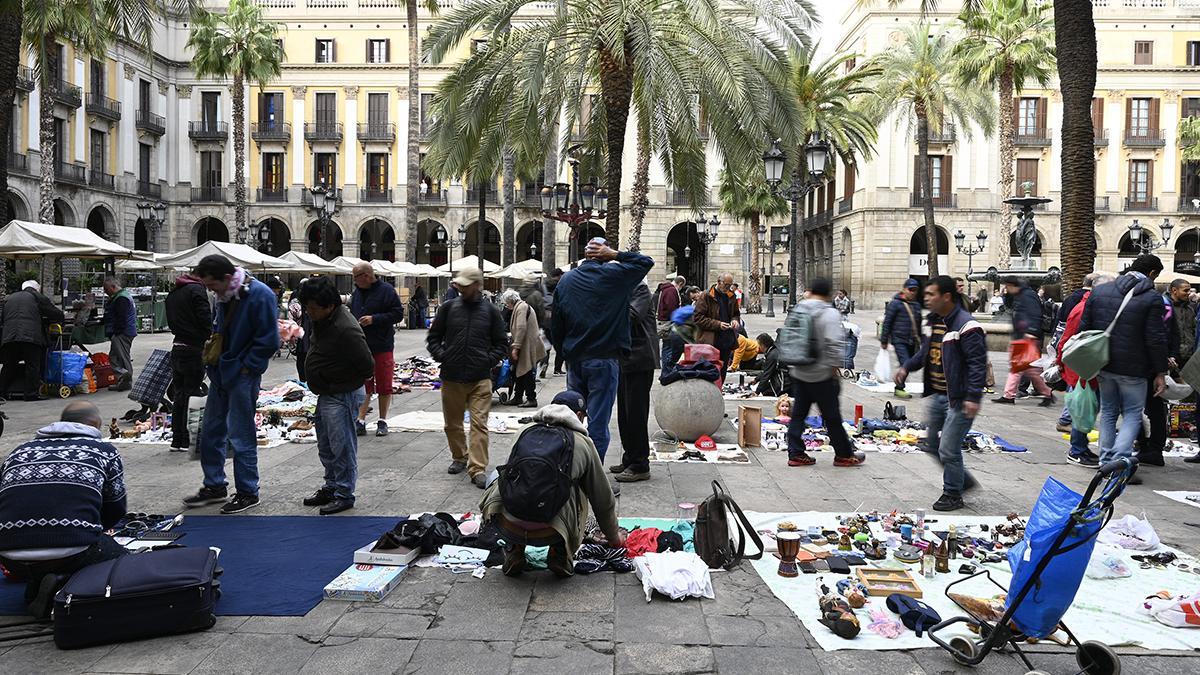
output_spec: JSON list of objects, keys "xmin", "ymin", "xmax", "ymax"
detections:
[{"xmin": 217, "ymin": 267, "xmax": 248, "ymax": 304}]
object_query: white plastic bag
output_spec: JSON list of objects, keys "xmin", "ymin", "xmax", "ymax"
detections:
[
  {"xmin": 874, "ymin": 349, "xmax": 892, "ymax": 382},
  {"xmin": 1163, "ymin": 375, "xmax": 1191, "ymax": 401},
  {"xmin": 1097, "ymin": 514, "xmax": 1161, "ymax": 551},
  {"xmin": 1031, "ymin": 354, "xmax": 1055, "ymax": 370},
  {"xmin": 1142, "ymin": 591, "xmax": 1200, "ymax": 628},
  {"xmin": 1085, "ymin": 543, "xmax": 1133, "ymax": 579}
]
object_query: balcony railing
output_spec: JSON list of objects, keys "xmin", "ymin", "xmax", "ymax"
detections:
[
  {"xmin": 1124, "ymin": 128, "xmax": 1166, "ymax": 147},
  {"xmin": 668, "ymin": 189, "xmax": 709, "ymax": 207},
  {"xmin": 1093, "ymin": 128, "xmax": 1110, "ymax": 147},
  {"xmin": 837, "ymin": 196, "xmax": 853, "ymax": 214},
  {"xmin": 136, "ymin": 109, "xmax": 165, "ymax": 136},
  {"xmin": 8, "ymin": 152, "xmax": 28, "ymax": 174},
  {"xmin": 251, "ymin": 121, "xmax": 291, "ymax": 143},
  {"xmin": 1013, "ymin": 128, "xmax": 1053, "ymax": 146},
  {"xmin": 257, "ymin": 187, "xmax": 288, "ymax": 203},
  {"xmin": 927, "ymin": 123, "xmax": 956, "ymax": 144},
  {"xmin": 137, "ymin": 180, "xmax": 161, "ymax": 198},
  {"xmin": 15, "ymin": 66, "xmax": 33, "ymax": 92},
  {"xmin": 357, "ymin": 122, "xmax": 395, "ymax": 142},
  {"xmin": 191, "ymin": 186, "xmax": 226, "ymax": 202},
  {"xmin": 418, "ymin": 189, "xmax": 446, "ymax": 204},
  {"xmin": 1125, "ymin": 196, "xmax": 1158, "ymax": 211},
  {"xmin": 54, "ymin": 161, "xmax": 86, "ymax": 185},
  {"xmin": 419, "ymin": 122, "xmax": 433, "ymax": 140},
  {"xmin": 910, "ymin": 192, "xmax": 957, "ymax": 208},
  {"xmin": 1180, "ymin": 195, "xmax": 1200, "ymax": 212},
  {"xmin": 304, "ymin": 122, "xmax": 343, "ymax": 143},
  {"xmin": 464, "ymin": 187, "xmax": 500, "ymax": 205},
  {"xmin": 1096, "ymin": 196, "xmax": 1110, "ymax": 211},
  {"xmin": 189, "ymin": 120, "xmax": 229, "ymax": 141},
  {"xmin": 362, "ymin": 187, "xmax": 392, "ymax": 202},
  {"xmin": 48, "ymin": 81, "xmax": 82, "ymax": 108},
  {"xmin": 85, "ymin": 92, "xmax": 121, "ymax": 121},
  {"xmin": 88, "ymin": 169, "xmax": 114, "ymax": 189}
]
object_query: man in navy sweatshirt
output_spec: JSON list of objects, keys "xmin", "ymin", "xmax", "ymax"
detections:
[
  {"xmin": 349, "ymin": 262, "xmax": 406, "ymax": 437},
  {"xmin": 103, "ymin": 277, "xmax": 138, "ymax": 391},
  {"xmin": 0, "ymin": 401, "xmax": 127, "ymax": 617},
  {"xmin": 550, "ymin": 239, "xmax": 654, "ymax": 460}
]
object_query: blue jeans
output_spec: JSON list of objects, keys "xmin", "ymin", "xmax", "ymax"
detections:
[
  {"xmin": 660, "ymin": 335, "xmax": 681, "ymax": 378},
  {"xmin": 842, "ymin": 331, "xmax": 858, "ymax": 370},
  {"xmin": 567, "ymin": 358, "xmax": 620, "ymax": 460},
  {"xmin": 925, "ymin": 393, "xmax": 976, "ymax": 496},
  {"xmin": 200, "ymin": 373, "xmax": 262, "ymax": 496},
  {"xmin": 893, "ymin": 342, "xmax": 914, "ymax": 389},
  {"xmin": 316, "ymin": 387, "xmax": 366, "ymax": 502},
  {"xmin": 1097, "ymin": 372, "xmax": 1147, "ymax": 463}
]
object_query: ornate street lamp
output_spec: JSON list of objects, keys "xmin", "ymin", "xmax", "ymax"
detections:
[
  {"xmin": 307, "ymin": 184, "xmax": 340, "ymax": 259},
  {"xmin": 541, "ymin": 156, "xmax": 608, "ymax": 264},
  {"xmin": 694, "ymin": 212, "xmax": 720, "ymax": 284},
  {"xmin": 955, "ymin": 229, "xmax": 988, "ymax": 293},
  {"xmin": 1128, "ymin": 217, "xmax": 1173, "ymax": 255},
  {"xmin": 136, "ymin": 200, "xmax": 166, "ymax": 253},
  {"xmin": 426, "ymin": 223, "xmax": 468, "ymax": 274},
  {"xmin": 757, "ymin": 224, "xmax": 788, "ymax": 317},
  {"xmin": 764, "ymin": 134, "xmax": 832, "ymax": 308}
]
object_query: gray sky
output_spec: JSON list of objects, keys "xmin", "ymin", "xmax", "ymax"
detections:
[{"xmin": 813, "ymin": 0, "xmax": 853, "ymax": 56}]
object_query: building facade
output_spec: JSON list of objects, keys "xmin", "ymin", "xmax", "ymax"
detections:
[{"xmin": 824, "ymin": 0, "xmax": 1200, "ymax": 307}]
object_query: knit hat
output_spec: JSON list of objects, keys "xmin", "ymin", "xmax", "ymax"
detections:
[{"xmin": 551, "ymin": 390, "xmax": 586, "ymax": 415}]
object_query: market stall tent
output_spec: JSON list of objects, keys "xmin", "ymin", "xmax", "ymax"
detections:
[
  {"xmin": 278, "ymin": 250, "xmax": 345, "ymax": 274},
  {"xmin": 435, "ymin": 255, "xmax": 502, "ymax": 274},
  {"xmin": 487, "ymin": 259, "xmax": 544, "ymax": 280},
  {"xmin": 0, "ymin": 220, "xmax": 133, "ymax": 258},
  {"xmin": 156, "ymin": 241, "xmax": 296, "ymax": 272}
]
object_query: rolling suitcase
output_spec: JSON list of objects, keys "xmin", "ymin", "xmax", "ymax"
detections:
[{"xmin": 52, "ymin": 547, "xmax": 221, "ymax": 649}]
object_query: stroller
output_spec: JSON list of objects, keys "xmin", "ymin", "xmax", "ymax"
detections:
[{"xmin": 928, "ymin": 458, "xmax": 1136, "ymax": 675}]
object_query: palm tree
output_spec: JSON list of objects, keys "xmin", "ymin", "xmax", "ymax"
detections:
[
  {"xmin": 0, "ymin": 0, "xmax": 23, "ymax": 226},
  {"xmin": 187, "ymin": 0, "xmax": 282, "ymax": 244},
  {"xmin": 405, "ymin": 1, "xmax": 440, "ymax": 262},
  {"xmin": 1053, "ymin": 0, "xmax": 1096, "ymax": 291},
  {"xmin": 866, "ymin": 23, "xmax": 994, "ymax": 276},
  {"xmin": 718, "ymin": 163, "xmax": 788, "ymax": 313},
  {"xmin": 953, "ymin": 0, "xmax": 1054, "ymax": 267},
  {"xmin": 424, "ymin": 0, "xmax": 814, "ymax": 248}
]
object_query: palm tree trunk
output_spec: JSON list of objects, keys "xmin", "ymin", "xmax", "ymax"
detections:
[
  {"xmin": 1055, "ymin": 0, "xmax": 1097, "ymax": 291},
  {"xmin": 747, "ymin": 212, "xmax": 762, "ymax": 313},
  {"xmin": 405, "ymin": 0, "xmax": 420, "ymax": 261},
  {"xmin": 232, "ymin": 72, "xmax": 247, "ymax": 243},
  {"xmin": 37, "ymin": 82, "xmax": 53, "ymax": 225},
  {"xmin": 502, "ymin": 149, "xmax": 514, "ymax": 265},
  {"xmin": 0, "ymin": 3, "xmax": 21, "ymax": 226},
  {"xmin": 477, "ymin": 181, "xmax": 486, "ymax": 263},
  {"xmin": 627, "ymin": 112, "xmax": 649, "ymax": 252},
  {"xmin": 996, "ymin": 64, "xmax": 1015, "ymax": 267},
  {"xmin": 542, "ymin": 124, "xmax": 557, "ymax": 275},
  {"xmin": 916, "ymin": 109, "xmax": 938, "ymax": 276},
  {"xmin": 598, "ymin": 42, "xmax": 633, "ymax": 247}
]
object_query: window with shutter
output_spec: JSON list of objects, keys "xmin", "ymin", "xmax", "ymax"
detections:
[
  {"xmin": 420, "ymin": 93, "xmax": 434, "ymax": 135},
  {"xmin": 315, "ymin": 93, "xmax": 336, "ymax": 128},
  {"xmin": 1129, "ymin": 160, "xmax": 1151, "ymax": 206},
  {"xmin": 314, "ymin": 152, "xmax": 336, "ymax": 187},
  {"xmin": 316, "ymin": 39, "xmax": 335, "ymax": 63},
  {"xmin": 843, "ymin": 163, "xmax": 855, "ymax": 200},
  {"xmin": 1184, "ymin": 98, "xmax": 1200, "ymax": 119},
  {"xmin": 941, "ymin": 155, "xmax": 952, "ymax": 203},
  {"xmin": 1149, "ymin": 98, "xmax": 1160, "ymax": 138},
  {"xmin": 367, "ymin": 39, "xmax": 388, "ymax": 64},
  {"xmin": 1134, "ymin": 41, "xmax": 1153, "ymax": 65},
  {"xmin": 139, "ymin": 79, "xmax": 151, "ymax": 113},
  {"xmin": 368, "ymin": 93, "xmax": 388, "ymax": 126},
  {"xmin": 200, "ymin": 151, "xmax": 222, "ymax": 189},
  {"xmin": 1016, "ymin": 158, "xmax": 1039, "ymax": 196},
  {"xmin": 1188, "ymin": 41, "xmax": 1200, "ymax": 66},
  {"xmin": 1091, "ymin": 98, "xmax": 1104, "ymax": 138},
  {"xmin": 1018, "ymin": 98, "xmax": 1038, "ymax": 136},
  {"xmin": 366, "ymin": 153, "xmax": 387, "ymax": 191},
  {"xmin": 262, "ymin": 153, "xmax": 283, "ymax": 192},
  {"xmin": 1129, "ymin": 98, "xmax": 1151, "ymax": 138}
]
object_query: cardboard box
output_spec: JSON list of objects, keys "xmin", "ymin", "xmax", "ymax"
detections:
[
  {"xmin": 354, "ymin": 539, "xmax": 421, "ymax": 566},
  {"xmin": 737, "ymin": 406, "xmax": 762, "ymax": 448},
  {"xmin": 323, "ymin": 563, "xmax": 408, "ymax": 602}
]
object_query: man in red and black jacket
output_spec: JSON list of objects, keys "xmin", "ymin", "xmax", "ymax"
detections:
[{"xmin": 655, "ymin": 274, "xmax": 685, "ymax": 375}]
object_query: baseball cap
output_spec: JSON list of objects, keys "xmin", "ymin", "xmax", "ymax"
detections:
[
  {"xmin": 551, "ymin": 390, "xmax": 586, "ymax": 415},
  {"xmin": 20, "ymin": 280, "xmax": 39, "ymax": 292},
  {"xmin": 695, "ymin": 435, "xmax": 717, "ymax": 451},
  {"xmin": 903, "ymin": 278, "xmax": 920, "ymax": 290},
  {"xmin": 452, "ymin": 266, "xmax": 484, "ymax": 287}
]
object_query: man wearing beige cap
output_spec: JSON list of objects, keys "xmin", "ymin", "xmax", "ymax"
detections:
[{"xmin": 426, "ymin": 267, "xmax": 508, "ymax": 488}]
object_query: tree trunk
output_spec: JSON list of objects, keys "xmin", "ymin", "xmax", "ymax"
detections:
[
  {"xmin": 477, "ymin": 181, "xmax": 486, "ymax": 263},
  {"xmin": 627, "ymin": 111, "xmax": 649, "ymax": 252},
  {"xmin": 996, "ymin": 64, "xmax": 1015, "ymax": 267},
  {"xmin": 747, "ymin": 212, "xmax": 762, "ymax": 313},
  {"xmin": 38, "ymin": 82, "xmax": 53, "ymax": 225},
  {"xmin": 232, "ymin": 72, "xmax": 247, "ymax": 243},
  {"xmin": 0, "ymin": 3, "xmax": 20, "ymax": 225},
  {"xmin": 598, "ymin": 41, "xmax": 633, "ymax": 247},
  {"xmin": 502, "ymin": 149, "xmax": 514, "ymax": 265},
  {"xmin": 787, "ymin": 167, "xmax": 800, "ymax": 308},
  {"xmin": 916, "ymin": 109, "xmax": 939, "ymax": 276},
  {"xmin": 1055, "ymin": 0, "xmax": 1097, "ymax": 292},
  {"xmin": 405, "ymin": 0, "xmax": 421, "ymax": 261},
  {"xmin": 542, "ymin": 121, "xmax": 557, "ymax": 275}
]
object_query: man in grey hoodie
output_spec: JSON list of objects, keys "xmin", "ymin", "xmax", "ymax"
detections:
[{"xmin": 786, "ymin": 277, "xmax": 866, "ymax": 468}]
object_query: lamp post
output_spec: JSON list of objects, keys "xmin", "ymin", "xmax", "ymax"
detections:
[
  {"xmin": 954, "ymin": 229, "xmax": 988, "ymax": 294},
  {"xmin": 307, "ymin": 185, "xmax": 340, "ymax": 259},
  {"xmin": 426, "ymin": 223, "xmax": 468, "ymax": 273},
  {"xmin": 763, "ymin": 135, "xmax": 832, "ymax": 309},
  {"xmin": 257, "ymin": 221, "xmax": 273, "ymax": 254},
  {"xmin": 136, "ymin": 201, "xmax": 166, "ymax": 253},
  {"xmin": 1127, "ymin": 218, "xmax": 1174, "ymax": 255},
  {"xmin": 693, "ymin": 212, "xmax": 720, "ymax": 285},
  {"xmin": 540, "ymin": 156, "xmax": 608, "ymax": 263},
  {"xmin": 756, "ymin": 223, "xmax": 788, "ymax": 317}
]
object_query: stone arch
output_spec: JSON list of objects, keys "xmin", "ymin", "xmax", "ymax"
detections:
[
  {"xmin": 1173, "ymin": 228, "xmax": 1200, "ymax": 273},
  {"xmin": 666, "ymin": 221, "xmax": 702, "ymax": 286},
  {"xmin": 416, "ymin": 218, "xmax": 449, "ymax": 267},
  {"xmin": 463, "ymin": 219, "xmax": 501, "ymax": 264},
  {"xmin": 6, "ymin": 189, "xmax": 30, "ymax": 221},
  {"xmin": 256, "ymin": 217, "xmax": 291, "ymax": 257},
  {"xmin": 516, "ymin": 220, "xmax": 542, "ymax": 262},
  {"xmin": 306, "ymin": 219, "xmax": 343, "ymax": 259},
  {"xmin": 194, "ymin": 217, "xmax": 229, "ymax": 245},
  {"xmin": 908, "ymin": 225, "xmax": 949, "ymax": 284},
  {"xmin": 52, "ymin": 199, "xmax": 75, "ymax": 227},
  {"xmin": 572, "ymin": 222, "xmax": 604, "ymax": 262},
  {"xmin": 358, "ymin": 218, "xmax": 395, "ymax": 262},
  {"xmin": 86, "ymin": 204, "xmax": 115, "ymax": 240}
]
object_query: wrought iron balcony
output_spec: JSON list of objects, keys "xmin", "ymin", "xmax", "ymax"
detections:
[
  {"xmin": 1095, "ymin": 196, "xmax": 1110, "ymax": 211},
  {"xmin": 8, "ymin": 152, "xmax": 28, "ymax": 174},
  {"xmin": 927, "ymin": 123, "xmax": 956, "ymax": 144},
  {"xmin": 1124, "ymin": 196, "xmax": 1158, "ymax": 211},
  {"xmin": 1179, "ymin": 195, "xmax": 1200, "ymax": 212},
  {"xmin": 15, "ymin": 66, "xmax": 33, "ymax": 92},
  {"xmin": 910, "ymin": 192, "xmax": 957, "ymax": 208},
  {"xmin": 189, "ymin": 120, "xmax": 229, "ymax": 141},
  {"xmin": 304, "ymin": 122, "xmax": 343, "ymax": 143},
  {"xmin": 837, "ymin": 196, "xmax": 853, "ymax": 214},
  {"xmin": 1013, "ymin": 128, "xmax": 1053, "ymax": 147},
  {"xmin": 191, "ymin": 186, "xmax": 226, "ymax": 203},
  {"xmin": 54, "ymin": 161, "xmax": 86, "ymax": 185},
  {"xmin": 1124, "ymin": 128, "xmax": 1166, "ymax": 147},
  {"xmin": 257, "ymin": 187, "xmax": 288, "ymax": 203},
  {"xmin": 88, "ymin": 169, "xmax": 114, "ymax": 189},
  {"xmin": 47, "ymin": 80, "xmax": 82, "ymax": 108},
  {"xmin": 136, "ymin": 109, "xmax": 165, "ymax": 136},
  {"xmin": 418, "ymin": 189, "xmax": 446, "ymax": 204},
  {"xmin": 1094, "ymin": 128, "xmax": 1110, "ymax": 147},
  {"xmin": 137, "ymin": 180, "xmax": 161, "ymax": 198},
  {"xmin": 464, "ymin": 186, "xmax": 499, "ymax": 205},
  {"xmin": 86, "ymin": 92, "xmax": 121, "ymax": 121},
  {"xmin": 251, "ymin": 121, "xmax": 291, "ymax": 143},
  {"xmin": 357, "ymin": 122, "xmax": 395, "ymax": 142},
  {"xmin": 362, "ymin": 187, "xmax": 392, "ymax": 203}
]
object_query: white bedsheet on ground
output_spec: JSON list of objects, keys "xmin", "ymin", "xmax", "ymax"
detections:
[
  {"xmin": 386, "ymin": 410, "xmax": 528, "ymax": 434},
  {"xmin": 1153, "ymin": 490, "xmax": 1200, "ymax": 510},
  {"xmin": 853, "ymin": 380, "xmax": 924, "ymax": 396}
]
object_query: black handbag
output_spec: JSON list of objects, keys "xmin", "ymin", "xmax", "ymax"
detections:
[
  {"xmin": 53, "ymin": 547, "xmax": 221, "ymax": 650},
  {"xmin": 693, "ymin": 480, "xmax": 764, "ymax": 570}
]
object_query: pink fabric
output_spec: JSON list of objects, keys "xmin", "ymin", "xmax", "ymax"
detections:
[{"xmin": 1003, "ymin": 366, "xmax": 1052, "ymax": 398}]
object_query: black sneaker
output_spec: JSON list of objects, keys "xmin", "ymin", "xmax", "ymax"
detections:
[
  {"xmin": 182, "ymin": 485, "xmax": 228, "ymax": 508},
  {"xmin": 1038, "ymin": 395, "xmax": 1057, "ymax": 408},
  {"xmin": 609, "ymin": 463, "xmax": 627, "ymax": 474},
  {"xmin": 303, "ymin": 487, "xmax": 334, "ymax": 507},
  {"xmin": 375, "ymin": 420, "xmax": 389, "ymax": 437},
  {"xmin": 932, "ymin": 493, "xmax": 965, "ymax": 512},
  {"xmin": 355, "ymin": 420, "xmax": 367, "ymax": 437},
  {"xmin": 447, "ymin": 461, "xmax": 467, "ymax": 475},
  {"xmin": 220, "ymin": 493, "xmax": 260, "ymax": 514},
  {"xmin": 319, "ymin": 498, "xmax": 354, "ymax": 515},
  {"xmin": 1067, "ymin": 451, "xmax": 1100, "ymax": 467},
  {"xmin": 1136, "ymin": 453, "xmax": 1165, "ymax": 467},
  {"xmin": 991, "ymin": 397, "xmax": 1015, "ymax": 405}
]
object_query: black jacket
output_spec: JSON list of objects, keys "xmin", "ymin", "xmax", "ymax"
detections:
[
  {"xmin": 426, "ymin": 295, "xmax": 508, "ymax": 383},
  {"xmin": 305, "ymin": 305, "xmax": 375, "ymax": 395},
  {"xmin": 0, "ymin": 288, "xmax": 64, "ymax": 346},
  {"xmin": 1058, "ymin": 287, "xmax": 1087, "ymax": 324},
  {"xmin": 754, "ymin": 344, "xmax": 788, "ymax": 396},
  {"xmin": 620, "ymin": 284, "xmax": 657, "ymax": 373},
  {"xmin": 1080, "ymin": 272, "xmax": 1168, "ymax": 378},
  {"xmin": 1008, "ymin": 285, "xmax": 1044, "ymax": 340},
  {"xmin": 904, "ymin": 306, "xmax": 988, "ymax": 408},
  {"xmin": 350, "ymin": 280, "xmax": 405, "ymax": 353},
  {"xmin": 165, "ymin": 280, "xmax": 212, "ymax": 349},
  {"xmin": 881, "ymin": 293, "xmax": 921, "ymax": 349}
]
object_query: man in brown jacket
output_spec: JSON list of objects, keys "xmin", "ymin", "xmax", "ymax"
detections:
[{"xmin": 692, "ymin": 273, "xmax": 741, "ymax": 376}]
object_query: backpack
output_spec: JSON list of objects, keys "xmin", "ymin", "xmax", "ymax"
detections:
[
  {"xmin": 777, "ymin": 304, "xmax": 821, "ymax": 366},
  {"xmin": 497, "ymin": 423, "xmax": 574, "ymax": 523},
  {"xmin": 694, "ymin": 480, "xmax": 764, "ymax": 570},
  {"xmin": 1040, "ymin": 298, "xmax": 1058, "ymax": 336}
]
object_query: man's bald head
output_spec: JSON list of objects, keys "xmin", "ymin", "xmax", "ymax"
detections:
[
  {"xmin": 61, "ymin": 401, "xmax": 103, "ymax": 429},
  {"xmin": 717, "ymin": 273, "xmax": 734, "ymax": 292},
  {"xmin": 352, "ymin": 262, "xmax": 376, "ymax": 289}
]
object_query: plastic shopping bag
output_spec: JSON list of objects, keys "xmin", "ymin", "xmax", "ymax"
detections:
[
  {"xmin": 874, "ymin": 350, "xmax": 892, "ymax": 382},
  {"xmin": 1066, "ymin": 383, "xmax": 1099, "ymax": 434},
  {"xmin": 1097, "ymin": 514, "xmax": 1161, "ymax": 551},
  {"xmin": 1009, "ymin": 338, "xmax": 1041, "ymax": 374}
]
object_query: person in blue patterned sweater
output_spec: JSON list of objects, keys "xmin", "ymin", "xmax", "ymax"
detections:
[{"xmin": 0, "ymin": 401, "xmax": 127, "ymax": 617}]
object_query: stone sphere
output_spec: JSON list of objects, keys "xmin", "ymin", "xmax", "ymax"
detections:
[{"xmin": 654, "ymin": 379, "xmax": 724, "ymax": 442}]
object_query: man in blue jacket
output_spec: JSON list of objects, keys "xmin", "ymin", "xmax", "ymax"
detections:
[
  {"xmin": 993, "ymin": 276, "xmax": 1055, "ymax": 406},
  {"xmin": 551, "ymin": 238, "xmax": 654, "ymax": 461},
  {"xmin": 182, "ymin": 255, "xmax": 281, "ymax": 514},
  {"xmin": 880, "ymin": 279, "xmax": 922, "ymax": 399},
  {"xmin": 102, "ymin": 277, "xmax": 138, "ymax": 391},
  {"xmin": 349, "ymin": 262, "xmax": 406, "ymax": 437},
  {"xmin": 895, "ymin": 276, "xmax": 988, "ymax": 512}
]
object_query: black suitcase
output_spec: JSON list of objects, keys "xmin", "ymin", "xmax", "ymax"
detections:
[{"xmin": 52, "ymin": 547, "xmax": 221, "ymax": 649}]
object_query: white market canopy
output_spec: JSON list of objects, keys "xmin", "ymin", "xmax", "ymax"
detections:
[
  {"xmin": 409, "ymin": 263, "xmax": 449, "ymax": 278},
  {"xmin": 331, "ymin": 256, "xmax": 401, "ymax": 277},
  {"xmin": 278, "ymin": 250, "xmax": 345, "ymax": 274},
  {"xmin": 487, "ymin": 259, "xmax": 545, "ymax": 280},
  {"xmin": 436, "ymin": 255, "xmax": 502, "ymax": 274},
  {"xmin": 156, "ymin": 241, "xmax": 295, "ymax": 272},
  {"xmin": 116, "ymin": 252, "xmax": 164, "ymax": 271},
  {"xmin": 0, "ymin": 220, "xmax": 133, "ymax": 258}
]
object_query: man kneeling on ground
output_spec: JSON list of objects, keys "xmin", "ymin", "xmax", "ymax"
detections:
[
  {"xmin": 0, "ymin": 402, "xmax": 127, "ymax": 617},
  {"xmin": 481, "ymin": 391, "xmax": 626, "ymax": 577}
]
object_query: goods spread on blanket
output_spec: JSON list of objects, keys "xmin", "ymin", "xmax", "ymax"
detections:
[
  {"xmin": 392, "ymin": 355, "xmax": 441, "ymax": 393},
  {"xmin": 732, "ymin": 415, "xmax": 1026, "ymax": 454}
]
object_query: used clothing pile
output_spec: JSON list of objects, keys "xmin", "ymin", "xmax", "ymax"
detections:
[
  {"xmin": 392, "ymin": 355, "xmax": 441, "ymax": 393},
  {"xmin": 634, "ymin": 551, "xmax": 715, "ymax": 601},
  {"xmin": 256, "ymin": 380, "xmax": 318, "ymax": 417}
]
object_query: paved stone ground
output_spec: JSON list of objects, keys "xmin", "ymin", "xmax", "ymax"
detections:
[{"xmin": 0, "ymin": 308, "xmax": 1198, "ymax": 674}]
